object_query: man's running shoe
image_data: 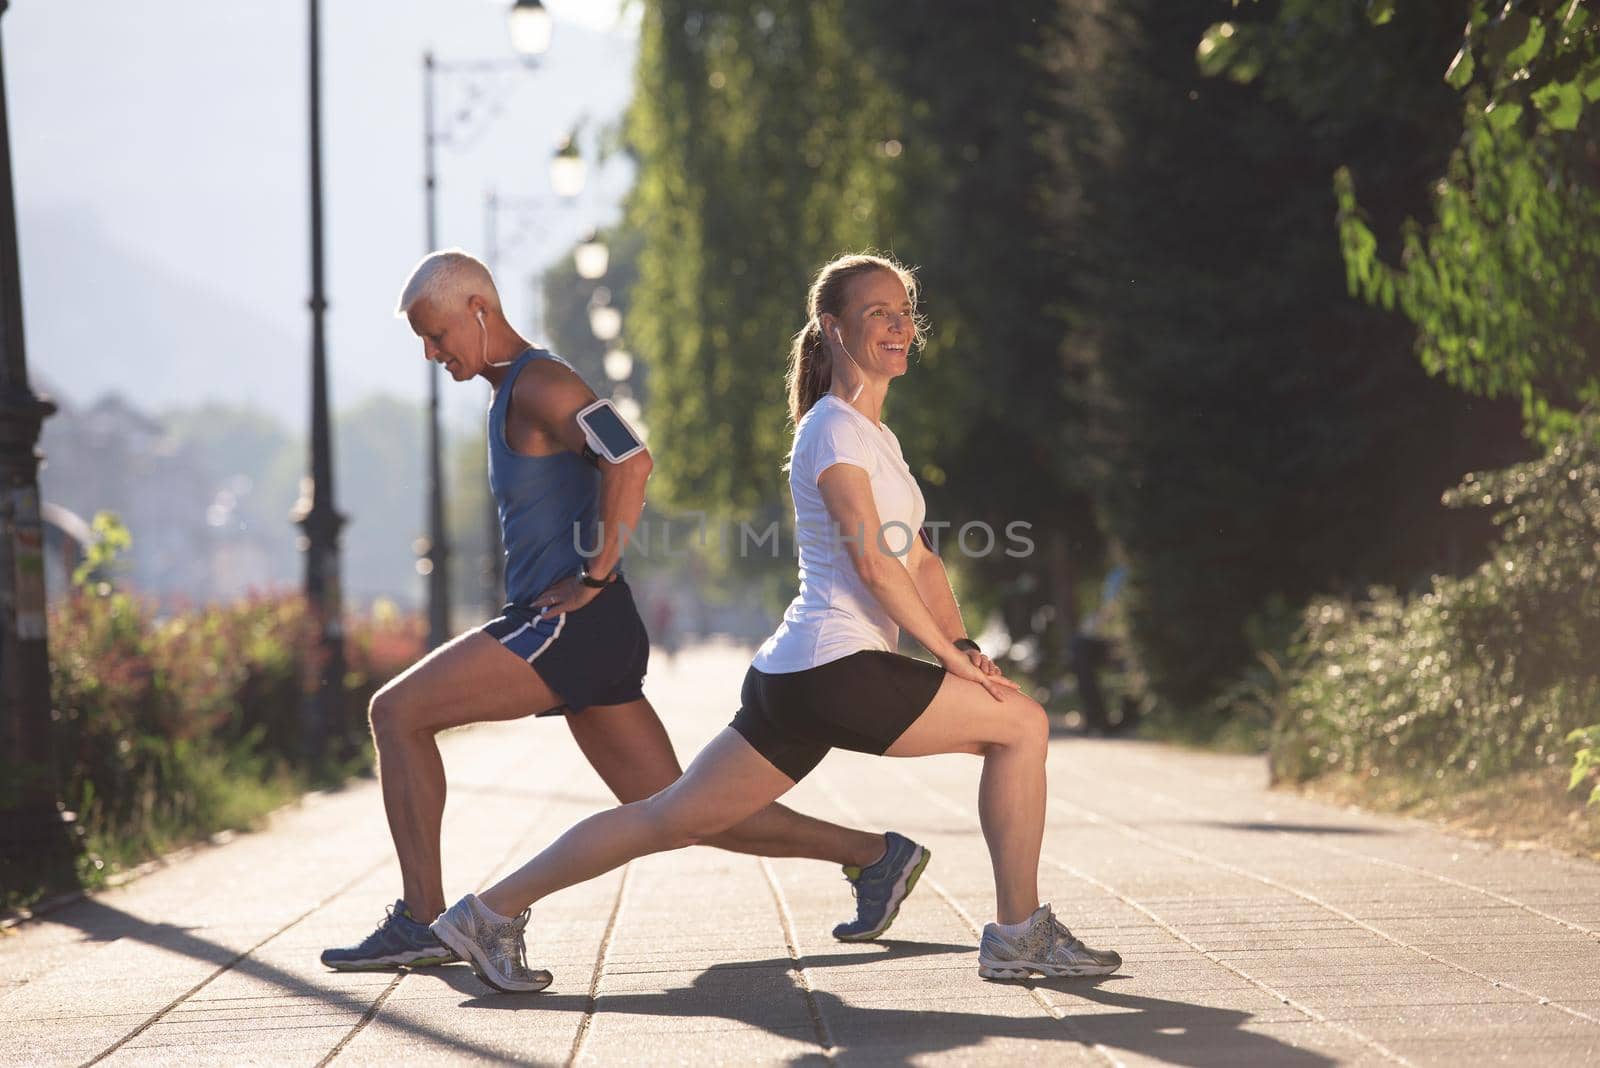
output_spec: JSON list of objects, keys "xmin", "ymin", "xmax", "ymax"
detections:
[
  {"xmin": 320, "ymin": 899, "xmax": 458, "ymax": 971},
  {"xmin": 430, "ymin": 893, "xmax": 552, "ymax": 994},
  {"xmin": 832, "ymin": 831, "xmax": 932, "ymax": 941},
  {"xmin": 977, "ymin": 904, "xmax": 1122, "ymax": 979}
]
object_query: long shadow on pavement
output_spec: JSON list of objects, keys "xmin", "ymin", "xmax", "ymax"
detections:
[
  {"xmin": 440, "ymin": 942, "xmax": 1335, "ymax": 1067},
  {"xmin": 34, "ymin": 898, "xmax": 544, "ymax": 1065}
]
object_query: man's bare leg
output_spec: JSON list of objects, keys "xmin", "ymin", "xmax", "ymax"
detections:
[
  {"xmin": 367, "ymin": 631, "xmax": 565, "ymax": 922},
  {"xmin": 369, "ymin": 638, "xmax": 884, "ymax": 926},
  {"xmin": 567, "ymin": 699, "xmax": 885, "ymax": 868}
]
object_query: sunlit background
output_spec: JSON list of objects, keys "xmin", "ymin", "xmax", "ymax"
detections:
[{"xmin": 12, "ymin": 0, "xmax": 639, "ymax": 610}]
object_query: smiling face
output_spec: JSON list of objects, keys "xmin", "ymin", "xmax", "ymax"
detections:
[
  {"xmin": 405, "ymin": 295, "xmax": 485, "ymax": 382},
  {"xmin": 832, "ymin": 268, "xmax": 916, "ymax": 380}
]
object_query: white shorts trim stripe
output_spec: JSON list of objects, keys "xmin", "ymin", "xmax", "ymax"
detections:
[
  {"xmin": 523, "ymin": 610, "xmax": 566, "ymax": 663},
  {"xmin": 498, "ymin": 619, "xmax": 534, "ymax": 646}
]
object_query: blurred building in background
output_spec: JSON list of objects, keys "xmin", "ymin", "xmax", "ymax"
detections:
[{"xmin": 36, "ymin": 385, "xmax": 286, "ymax": 606}]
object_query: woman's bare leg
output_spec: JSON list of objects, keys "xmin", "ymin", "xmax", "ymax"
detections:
[
  {"xmin": 884, "ymin": 675, "xmax": 1050, "ymax": 924},
  {"xmin": 478, "ymin": 728, "xmax": 795, "ymax": 916},
  {"xmin": 567, "ymin": 698, "xmax": 885, "ymax": 867}
]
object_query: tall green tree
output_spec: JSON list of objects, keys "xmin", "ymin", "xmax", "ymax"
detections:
[
  {"xmin": 1207, "ymin": 1, "xmax": 1600, "ymax": 440},
  {"xmin": 1041, "ymin": 0, "xmax": 1526, "ymax": 711},
  {"xmin": 626, "ymin": 1, "xmax": 1103, "ymax": 663},
  {"xmin": 1329, "ymin": 0, "xmax": 1600, "ymax": 441},
  {"xmin": 841, "ymin": 2, "xmax": 1105, "ymax": 657},
  {"xmin": 626, "ymin": 1, "xmax": 899, "ymax": 515}
]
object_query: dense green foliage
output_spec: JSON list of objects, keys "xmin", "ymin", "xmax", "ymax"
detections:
[
  {"xmin": 624, "ymin": 2, "xmax": 1102, "ymax": 656},
  {"xmin": 1327, "ymin": 0, "xmax": 1600, "ymax": 441},
  {"xmin": 841, "ymin": 3, "xmax": 1106, "ymax": 661},
  {"xmin": 1274, "ymin": 420, "xmax": 1600, "ymax": 790},
  {"xmin": 626, "ymin": 1, "xmax": 892, "ymax": 514},
  {"xmin": 1571, "ymin": 724, "xmax": 1600, "ymax": 806},
  {"xmin": 621, "ymin": 1, "xmax": 1593, "ymax": 811},
  {"xmin": 1202, "ymin": 0, "xmax": 1600, "ymax": 800},
  {"xmin": 1040, "ymin": 0, "xmax": 1525, "ymax": 711}
]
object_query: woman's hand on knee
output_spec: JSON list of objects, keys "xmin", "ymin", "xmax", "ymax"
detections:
[{"xmin": 939, "ymin": 649, "xmax": 1019, "ymax": 702}]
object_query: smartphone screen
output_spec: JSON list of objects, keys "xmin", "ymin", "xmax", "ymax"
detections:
[{"xmin": 581, "ymin": 402, "xmax": 643, "ymax": 459}]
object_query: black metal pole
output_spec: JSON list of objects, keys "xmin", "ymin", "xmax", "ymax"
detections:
[
  {"xmin": 294, "ymin": 0, "xmax": 346, "ymax": 766},
  {"xmin": 0, "ymin": 0, "xmax": 77, "ymax": 883},
  {"xmin": 482, "ymin": 189, "xmax": 504, "ymax": 617},
  {"xmin": 421, "ymin": 53, "xmax": 451, "ymax": 648}
]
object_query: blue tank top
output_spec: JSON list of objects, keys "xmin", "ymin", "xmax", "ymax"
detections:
[{"xmin": 489, "ymin": 349, "xmax": 602, "ymax": 606}]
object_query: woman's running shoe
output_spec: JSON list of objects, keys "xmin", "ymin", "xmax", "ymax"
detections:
[
  {"xmin": 430, "ymin": 893, "xmax": 552, "ymax": 994},
  {"xmin": 978, "ymin": 904, "xmax": 1122, "ymax": 979},
  {"xmin": 832, "ymin": 831, "xmax": 932, "ymax": 941}
]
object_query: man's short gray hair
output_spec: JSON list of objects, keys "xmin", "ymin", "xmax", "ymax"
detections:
[{"xmin": 395, "ymin": 249, "xmax": 502, "ymax": 317}]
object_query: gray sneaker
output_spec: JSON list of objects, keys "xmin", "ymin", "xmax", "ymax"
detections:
[
  {"xmin": 430, "ymin": 893, "xmax": 552, "ymax": 994},
  {"xmin": 978, "ymin": 904, "xmax": 1122, "ymax": 979}
]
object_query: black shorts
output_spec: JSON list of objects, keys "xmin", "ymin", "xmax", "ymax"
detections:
[
  {"xmin": 729, "ymin": 651, "xmax": 946, "ymax": 782},
  {"xmin": 481, "ymin": 579, "xmax": 650, "ymax": 715}
]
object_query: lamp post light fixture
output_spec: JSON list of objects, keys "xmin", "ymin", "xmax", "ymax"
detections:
[
  {"xmin": 508, "ymin": 0, "xmax": 554, "ymax": 58},
  {"xmin": 574, "ymin": 229, "xmax": 609, "ymax": 280},
  {"xmin": 602, "ymin": 348, "xmax": 633, "ymax": 383},
  {"xmin": 588, "ymin": 304, "xmax": 622, "ymax": 343},
  {"xmin": 550, "ymin": 133, "xmax": 586, "ymax": 199}
]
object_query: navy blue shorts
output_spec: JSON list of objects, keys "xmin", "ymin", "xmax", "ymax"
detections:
[{"xmin": 481, "ymin": 579, "xmax": 650, "ymax": 715}]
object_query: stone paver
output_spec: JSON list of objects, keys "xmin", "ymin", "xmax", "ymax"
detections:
[{"xmin": 2, "ymin": 643, "xmax": 1597, "ymax": 1066}]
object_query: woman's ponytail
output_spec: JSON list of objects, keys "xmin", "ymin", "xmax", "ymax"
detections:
[{"xmin": 785, "ymin": 318, "xmax": 832, "ymax": 426}]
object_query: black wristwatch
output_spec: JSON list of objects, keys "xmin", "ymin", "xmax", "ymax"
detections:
[
  {"xmin": 579, "ymin": 566, "xmax": 619, "ymax": 589},
  {"xmin": 953, "ymin": 638, "xmax": 982, "ymax": 654}
]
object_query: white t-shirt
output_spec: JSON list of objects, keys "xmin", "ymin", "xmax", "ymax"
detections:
[{"xmin": 752, "ymin": 394, "xmax": 927, "ymax": 673}]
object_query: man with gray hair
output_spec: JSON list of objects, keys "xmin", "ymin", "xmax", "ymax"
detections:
[{"xmin": 321, "ymin": 250, "xmax": 931, "ymax": 973}]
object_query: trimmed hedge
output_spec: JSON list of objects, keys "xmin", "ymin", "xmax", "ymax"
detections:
[
  {"xmin": 1273, "ymin": 421, "xmax": 1600, "ymax": 802},
  {"xmin": 34, "ymin": 590, "xmax": 423, "ymax": 893}
]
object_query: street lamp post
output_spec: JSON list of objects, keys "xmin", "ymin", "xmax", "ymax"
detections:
[
  {"xmin": 422, "ymin": 51, "xmax": 553, "ymax": 642},
  {"xmin": 0, "ymin": 0, "xmax": 76, "ymax": 881},
  {"xmin": 420, "ymin": 51, "xmax": 453, "ymax": 649},
  {"xmin": 291, "ymin": 0, "xmax": 346, "ymax": 765},
  {"xmin": 481, "ymin": 189, "xmax": 506, "ymax": 617},
  {"xmin": 418, "ymin": 8, "xmax": 557, "ymax": 644}
]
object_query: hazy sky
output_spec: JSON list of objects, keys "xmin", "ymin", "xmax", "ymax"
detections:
[{"xmin": 9, "ymin": 0, "xmax": 638, "ymax": 431}]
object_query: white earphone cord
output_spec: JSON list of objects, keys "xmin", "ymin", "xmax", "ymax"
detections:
[{"xmin": 481, "ymin": 312, "xmax": 517, "ymax": 368}]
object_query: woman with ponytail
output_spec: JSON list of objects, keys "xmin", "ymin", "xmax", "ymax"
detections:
[{"xmin": 431, "ymin": 253, "xmax": 1122, "ymax": 993}]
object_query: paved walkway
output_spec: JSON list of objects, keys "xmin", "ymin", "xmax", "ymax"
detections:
[{"xmin": 4, "ymin": 643, "xmax": 1599, "ymax": 1067}]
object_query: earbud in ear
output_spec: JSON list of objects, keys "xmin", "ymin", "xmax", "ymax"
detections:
[
  {"xmin": 476, "ymin": 309, "xmax": 486, "ymax": 325},
  {"xmin": 834, "ymin": 326, "xmax": 843, "ymax": 344}
]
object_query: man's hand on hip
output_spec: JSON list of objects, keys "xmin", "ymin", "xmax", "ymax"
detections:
[{"xmin": 532, "ymin": 575, "xmax": 602, "ymax": 615}]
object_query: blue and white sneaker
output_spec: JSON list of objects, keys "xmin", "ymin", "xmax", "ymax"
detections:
[
  {"xmin": 320, "ymin": 899, "xmax": 459, "ymax": 971},
  {"xmin": 832, "ymin": 832, "xmax": 931, "ymax": 941}
]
